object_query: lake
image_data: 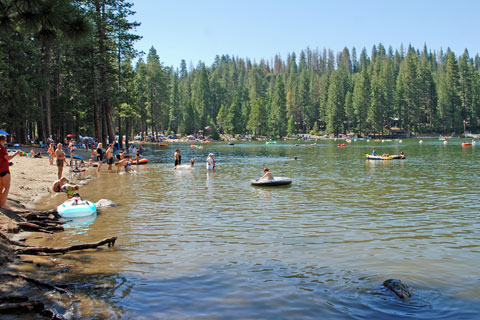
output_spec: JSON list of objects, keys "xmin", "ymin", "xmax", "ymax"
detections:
[{"xmin": 30, "ymin": 138, "xmax": 480, "ymax": 319}]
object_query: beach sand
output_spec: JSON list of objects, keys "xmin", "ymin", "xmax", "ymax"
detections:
[{"xmin": 7, "ymin": 155, "xmax": 58, "ymax": 207}]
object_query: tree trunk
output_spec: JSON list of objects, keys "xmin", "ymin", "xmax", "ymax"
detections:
[
  {"xmin": 43, "ymin": 44, "xmax": 52, "ymax": 139},
  {"xmin": 95, "ymin": 0, "xmax": 115, "ymax": 145}
]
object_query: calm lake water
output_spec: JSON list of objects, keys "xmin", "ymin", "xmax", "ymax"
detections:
[{"xmin": 30, "ymin": 139, "xmax": 480, "ymax": 319}]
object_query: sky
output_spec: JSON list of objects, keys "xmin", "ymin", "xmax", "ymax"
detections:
[{"xmin": 130, "ymin": 0, "xmax": 480, "ymax": 69}]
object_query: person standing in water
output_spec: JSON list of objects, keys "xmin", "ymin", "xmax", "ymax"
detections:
[
  {"xmin": 96, "ymin": 143, "xmax": 103, "ymax": 172},
  {"xmin": 106, "ymin": 144, "xmax": 114, "ymax": 171},
  {"xmin": 206, "ymin": 153, "xmax": 215, "ymax": 170},
  {"xmin": 174, "ymin": 149, "xmax": 181, "ymax": 167}
]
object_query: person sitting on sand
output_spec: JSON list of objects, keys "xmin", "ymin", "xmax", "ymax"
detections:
[{"xmin": 259, "ymin": 168, "xmax": 274, "ymax": 181}]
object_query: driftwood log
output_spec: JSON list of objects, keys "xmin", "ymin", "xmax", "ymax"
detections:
[
  {"xmin": 2, "ymin": 273, "xmax": 68, "ymax": 295},
  {"xmin": 0, "ymin": 296, "xmax": 64, "ymax": 319},
  {"xmin": 16, "ymin": 236, "xmax": 117, "ymax": 255}
]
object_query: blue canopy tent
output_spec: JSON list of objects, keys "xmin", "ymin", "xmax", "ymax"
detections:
[{"xmin": 0, "ymin": 129, "xmax": 9, "ymax": 135}]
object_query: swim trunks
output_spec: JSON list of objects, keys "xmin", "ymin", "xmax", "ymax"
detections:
[{"xmin": 57, "ymin": 159, "xmax": 64, "ymax": 167}]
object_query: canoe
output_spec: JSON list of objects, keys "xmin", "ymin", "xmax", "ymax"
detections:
[
  {"xmin": 131, "ymin": 158, "xmax": 148, "ymax": 165},
  {"xmin": 57, "ymin": 199, "xmax": 97, "ymax": 218},
  {"xmin": 251, "ymin": 177, "xmax": 292, "ymax": 186}
]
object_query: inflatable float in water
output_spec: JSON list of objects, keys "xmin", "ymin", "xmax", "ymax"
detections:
[
  {"xmin": 131, "ymin": 158, "xmax": 148, "ymax": 165},
  {"xmin": 251, "ymin": 177, "xmax": 292, "ymax": 186},
  {"xmin": 57, "ymin": 199, "xmax": 97, "ymax": 218}
]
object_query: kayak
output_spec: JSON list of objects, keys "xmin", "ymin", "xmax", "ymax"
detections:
[
  {"xmin": 57, "ymin": 199, "xmax": 97, "ymax": 218},
  {"xmin": 131, "ymin": 158, "xmax": 148, "ymax": 165},
  {"xmin": 251, "ymin": 177, "xmax": 292, "ymax": 186}
]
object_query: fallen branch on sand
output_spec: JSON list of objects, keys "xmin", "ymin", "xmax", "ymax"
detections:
[
  {"xmin": 16, "ymin": 236, "xmax": 117, "ymax": 255},
  {"xmin": 0, "ymin": 231, "xmax": 29, "ymax": 247}
]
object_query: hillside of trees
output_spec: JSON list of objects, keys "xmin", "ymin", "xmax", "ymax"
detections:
[{"xmin": 1, "ymin": 0, "xmax": 480, "ymax": 146}]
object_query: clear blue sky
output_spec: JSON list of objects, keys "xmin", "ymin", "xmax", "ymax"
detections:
[{"xmin": 131, "ymin": 0, "xmax": 480, "ymax": 69}]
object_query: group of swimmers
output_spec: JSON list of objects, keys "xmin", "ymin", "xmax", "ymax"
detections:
[{"xmin": 173, "ymin": 149, "xmax": 215, "ymax": 170}]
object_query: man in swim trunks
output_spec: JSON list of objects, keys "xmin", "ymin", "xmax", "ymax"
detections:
[
  {"xmin": 0, "ymin": 135, "xmax": 21, "ymax": 209},
  {"xmin": 174, "ymin": 149, "xmax": 181, "ymax": 167},
  {"xmin": 106, "ymin": 144, "xmax": 114, "ymax": 171},
  {"xmin": 55, "ymin": 143, "xmax": 66, "ymax": 179}
]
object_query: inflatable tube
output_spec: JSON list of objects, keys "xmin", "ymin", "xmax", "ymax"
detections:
[
  {"xmin": 251, "ymin": 177, "xmax": 292, "ymax": 186},
  {"xmin": 228, "ymin": 142, "xmax": 235, "ymax": 145},
  {"xmin": 365, "ymin": 154, "xmax": 393, "ymax": 160},
  {"xmin": 57, "ymin": 200, "xmax": 97, "ymax": 218},
  {"xmin": 131, "ymin": 158, "xmax": 148, "ymax": 165},
  {"xmin": 158, "ymin": 143, "xmax": 168, "ymax": 146},
  {"xmin": 462, "ymin": 142, "xmax": 473, "ymax": 147},
  {"xmin": 337, "ymin": 144, "xmax": 346, "ymax": 147},
  {"xmin": 265, "ymin": 141, "xmax": 277, "ymax": 145}
]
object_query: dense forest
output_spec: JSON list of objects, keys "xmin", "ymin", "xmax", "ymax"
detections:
[{"xmin": 1, "ymin": 0, "xmax": 480, "ymax": 146}]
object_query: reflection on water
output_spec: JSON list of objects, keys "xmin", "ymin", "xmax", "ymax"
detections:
[{"xmin": 30, "ymin": 139, "xmax": 480, "ymax": 319}]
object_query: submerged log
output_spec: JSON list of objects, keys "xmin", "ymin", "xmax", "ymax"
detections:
[
  {"xmin": 383, "ymin": 279, "xmax": 412, "ymax": 301},
  {"xmin": 16, "ymin": 236, "xmax": 117, "ymax": 255}
]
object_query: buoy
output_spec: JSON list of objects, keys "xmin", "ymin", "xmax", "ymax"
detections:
[
  {"xmin": 444, "ymin": 140, "xmax": 448, "ymax": 145},
  {"xmin": 398, "ymin": 140, "xmax": 403, "ymax": 144},
  {"xmin": 419, "ymin": 140, "xmax": 423, "ymax": 144}
]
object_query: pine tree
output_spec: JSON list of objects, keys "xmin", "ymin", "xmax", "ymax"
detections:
[
  {"xmin": 270, "ymin": 78, "xmax": 287, "ymax": 137},
  {"xmin": 326, "ymin": 71, "xmax": 345, "ymax": 136}
]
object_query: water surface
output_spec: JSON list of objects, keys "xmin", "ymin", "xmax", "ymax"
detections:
[{"xmin": 31, "ymin": 139, "xmax": 480, "ymax": 319}]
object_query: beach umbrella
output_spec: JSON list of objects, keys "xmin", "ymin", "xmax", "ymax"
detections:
[
  {"xmin": 0, "ymin": 129, "xmax": 9, "ymax": 135},
  {"xmin": 66, "ymin": 133, "xmax": 76, "ymax": 138}
]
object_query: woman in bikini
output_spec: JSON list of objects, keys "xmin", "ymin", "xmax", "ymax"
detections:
[
  {"xmin": 55, "ymin": 143, "xmax": 66, "ymax": 179},
  {"xmin": 0, "ymin": 135, "xmax": 21, "ymax": 209},
  {"xmin": 47, "ymin": 143, "xmax": 55, "ymax": 165}
]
